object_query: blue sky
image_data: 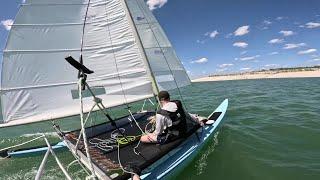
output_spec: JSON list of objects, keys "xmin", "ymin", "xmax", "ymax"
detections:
[{"xmin": 1, "ymin": 0, "xmax": 320, "ymax": 79}]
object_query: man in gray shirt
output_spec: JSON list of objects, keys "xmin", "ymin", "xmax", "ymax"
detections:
[{"xmin": 140, "ymin": 91, "xmax": 177, "ymax": 143}]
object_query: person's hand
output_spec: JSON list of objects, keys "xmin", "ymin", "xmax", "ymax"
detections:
[{"xmin": 200, "ymin": 121, "xmax": 204, "ymax": 127}]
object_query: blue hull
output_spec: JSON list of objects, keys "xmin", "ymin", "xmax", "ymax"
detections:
[
  {"xmin": 8, "ymin": 141, "xmax": 67, "ymax": 158},
  {"xmin": 141, "ymin": 99, "xmax": 229, "ymax": 179}
]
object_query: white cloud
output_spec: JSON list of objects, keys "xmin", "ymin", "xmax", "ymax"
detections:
[
  {"xmin": 238, "ymin": 55, "xmax": 260, "ymax": 61},
  {"xmin": 268, "ymin": 38, "xmax": 284, "ymax": 44},
  {"xmin": 1, "ymin": 19, "xmax": 13, "ymax": 30},
  {"xmin": 264, "ymin": 64, "xmax": 279, "ymax": 67},
  {"xmin": 283, "ymin": 43, "xmax": 306, "ymax": 50},
  {"xmin": 240, "ymin": 67, "xmax": 251, "ymax": 71},
  {"xmin": 268, "ymin": 52, "xmax": 279, "ymax": 55},
  {"xmin": 217, "ymin": 68, "xmax": 227, "ymax": 72},
  {"xmin": 218, "ymin": 63, "xmax": 234, "ymax": 68},
  {"xmin": 191, "ymin": 57, "xmax": 208, "ymax": 64},
  {"xmin": 298, "ymin": 49, "xmax": 317, "ymax": 55},
  {"xmin": 279, "ymin": 30, "xmax": 294, "ymax": 36},
  {"xmin": 233, "ymin": 42, "xmax": 248, "ymax": 48},
  {"xmin": 276, "ymin": 17, "xmax": 284, "ymax": 20},
  {"xmin": 22, "ymin": 0, "xmax": 26, "ymax": 3},
  {"xmin": 209, "ymin": 30, "xmax": 219, "ymax": 38},
  {"xmin": 234, "ymin": 25, "xmax": 250, "ymax": 36},
  {"xmin": 305, "ymin": 22, "xmax": 320, "ymax": 29},
  {"xmin": 309, "ymin": 58, "xmax": 320, "ymax": 62},
  {"xmin": 196, "ymin": 39, "xmax": 206, "ymax": 44},
  {"xmin": 146, "ymin": 0, "xmax": 168, "ymax": 10},
  {"xmin": 263, "ymin": 20, "xmax": 272, "ymax": 25}
]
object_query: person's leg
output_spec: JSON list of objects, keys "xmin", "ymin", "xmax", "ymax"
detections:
[
  {"xmin": 140, "ymin": 133, "xmax": 157, "ymax": 143},
  {"xmin": 132, "ymin": 174, "xmax": 140, "ymax": 180}
]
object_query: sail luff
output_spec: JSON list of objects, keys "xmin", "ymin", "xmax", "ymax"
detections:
[{"xmin": 121, "ymin": 0, "xmax": 160, "ymax": 95}]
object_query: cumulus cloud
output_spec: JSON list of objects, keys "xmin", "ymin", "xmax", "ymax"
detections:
[
  {"xmin": 209, "ymin": 30, "xmax": 219, "ymax": 38},
  {"xmin": 147, "ymin": 0, "xmax": 168, "ymax": 10},
  {"xmin": 233, "ymin": 42, "xmax": 248, "ymax": 48},
  {"xmin": 268, "ymin": 38, "xmax": 284, "ymax": 44},
  {"xmin": 240, "ymin": 67, "xmax": 251, "ymax": 71},
  {"xmin": 279, "ymin": 30, "xmax": 294, "ymax": 36},
  {"xmin": 298, "ymin": 49, "xmax": 317, "ymax": 55},
  {"xmin": 191, "ymin": 57, "xmax": 208, "ymax": 64},
  {"xmin": 263, "ymin": 20, "xmax": 272, "ymax": 25},
  {"xmin": 218, "ymin": 63, "xmax": 234, "ymax": 68},
  {"xmin": 238, "ymin": 55, "xmax": 260, "ymax": 61},
  {"xmin": 305, "ymin": 22, "xmax": 320, "ymax": 29},
  {"xmin": 283, "ymin": 43, "xmax": 306, "ymax": 49},
  {"xmin": 1, "ymin": 19, "xmax": 13, "ymax": 30},
  {"xmin": 234, "ymin": 25, "xmax": 250, "ymax": 36},
  {"xmin": 268, "ymin": 52, "xmax": 279, "ymax": 55}
]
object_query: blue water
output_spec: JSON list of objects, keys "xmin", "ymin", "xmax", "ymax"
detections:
[{"xmin": 1, "ymin": 78, "xmax": 320, "ymax": 180}]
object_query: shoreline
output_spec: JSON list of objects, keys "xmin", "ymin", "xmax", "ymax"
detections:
[{"xmin": 192, "ymin": 70, "xmax": 320, "ymax": 82}]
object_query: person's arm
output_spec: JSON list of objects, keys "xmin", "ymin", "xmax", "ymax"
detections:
[
  {"xmin": 186, "ymin": 113, "xmax": 204, "ymax": 126},
  {"xmin": 153, "ymin": 114, "xmax": 164, "ymax": 136}
]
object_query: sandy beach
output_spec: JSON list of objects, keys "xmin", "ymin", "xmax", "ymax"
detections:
[{"xmin": 192, "ymin": 70, "xmax": 320, "ymax": 82}]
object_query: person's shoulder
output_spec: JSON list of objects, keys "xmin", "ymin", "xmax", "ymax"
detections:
[{"xmin": 162, "ymin": 102, "xmax": 177, "ymax": 112}]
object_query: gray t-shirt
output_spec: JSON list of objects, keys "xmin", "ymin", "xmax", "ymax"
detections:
[{"xmin": 154, "ymin": 102, "xmax": 177, "ymax": 136}]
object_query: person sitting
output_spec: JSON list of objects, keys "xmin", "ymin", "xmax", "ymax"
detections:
[{"xmin": 140, "ymin": 91, "xmax": 203, "ymax": 144}]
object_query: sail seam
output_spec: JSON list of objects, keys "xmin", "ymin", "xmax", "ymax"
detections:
[{"xmin": 0, "ymin": 68, "xmax": 148, "ymax": 91}]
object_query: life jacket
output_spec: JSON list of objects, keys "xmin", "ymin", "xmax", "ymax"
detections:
[{"xmin": 156, "ymin": 100, "xmax": 187, "ymax": 137}]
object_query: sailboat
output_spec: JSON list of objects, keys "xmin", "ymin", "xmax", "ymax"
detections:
[{"xmin": 0, "ymin": 0, "xmax": 228, "ymax": 179}]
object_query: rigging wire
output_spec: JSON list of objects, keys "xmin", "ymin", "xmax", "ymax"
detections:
[{"xmin": 134, "ymin": 0, "xmax": 189, "ymax": 111}]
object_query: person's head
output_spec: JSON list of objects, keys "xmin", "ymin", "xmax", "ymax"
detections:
[{"xmin": 158, "ymin": 91, "xmax": 170, "ymax": 106}]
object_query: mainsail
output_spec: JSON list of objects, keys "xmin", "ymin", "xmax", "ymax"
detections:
[
  {"xmin": 0, "ymin": 0, "xmax": 190, "ymax": 127},
  {"xmin": 125, "ymin": 0, "xmax": 191, "ymax": 90}
]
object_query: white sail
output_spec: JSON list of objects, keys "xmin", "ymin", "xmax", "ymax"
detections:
[
  {"xmin": 0, "ymin": 0, "xmax": 155, "ymax": 127},
  {"xmin": 125, "ymin": 0, "xmax": 191, "ymax": 91}
]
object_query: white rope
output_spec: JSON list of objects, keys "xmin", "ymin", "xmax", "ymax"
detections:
[
  {"xmin": 117, "ymin": 141, "xmax": 136, "ymax": 176},
  {"xmin": 88, "ymin": 128, "xmax": 125, "ymax": 152},
  {"xmin": 141, "ymin": 99, "xmax": 146, "ymax": 112},
  {"xmin": 79, "ymin": 78, "xmax": 97, "ymax": 178},
  {"xmin": 128, "ymin": 109, "xmax": 145, "ymax": 135},
  {"xmin": 148, "ymin": 98, "xmax": 155, "ymax": 106},
  {"xmin": 133, "ymin": 120, "xmax": 155, "ymax": 156},
  {"xmin": 74, "ymin": 103, "xmax": 97, "ymax": 150},
  {"xmin": 0, "ymin": 134, "xmax": 45, "ymax": 152}
]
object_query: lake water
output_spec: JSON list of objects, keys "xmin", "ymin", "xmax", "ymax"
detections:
[{"xmin": 1, "ymin": 78, "xmax": 320, "ymax": 180}]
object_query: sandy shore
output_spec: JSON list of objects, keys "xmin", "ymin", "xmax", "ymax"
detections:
[{"xmin": 192, "ymin": 70, "xmax": 320, "ymax": 82}]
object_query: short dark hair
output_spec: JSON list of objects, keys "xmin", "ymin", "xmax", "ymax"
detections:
[{"xmin": 158, "ymin": 91, "xmax": 170, "ymax": 101}]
